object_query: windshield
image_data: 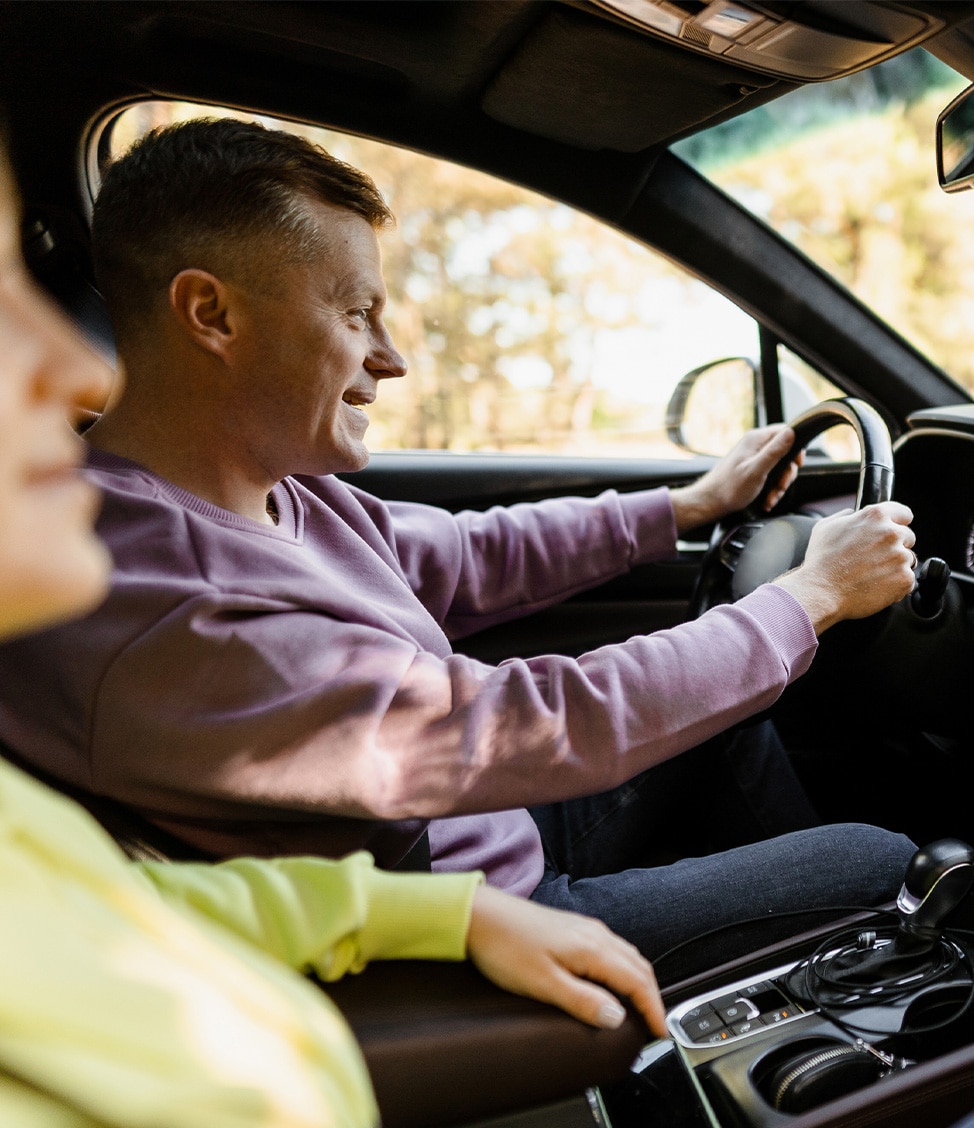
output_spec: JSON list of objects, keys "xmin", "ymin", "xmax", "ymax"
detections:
[{"xmin": 674, "ymin": 49, "xmax": 974, "ymax": 396}]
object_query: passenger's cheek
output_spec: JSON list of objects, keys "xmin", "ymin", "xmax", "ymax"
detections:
[
  {"xmin": 0, "ymin": 375, "xmax": 25, "ymax": 451},
  {"xmin": 0, "ymin": 447, "xmax": 23, "ymax": 529}
]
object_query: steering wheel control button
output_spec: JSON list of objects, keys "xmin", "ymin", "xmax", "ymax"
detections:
[{"xmin": 719, "ymin": 523, "xmax": 762, "ymax": 571}]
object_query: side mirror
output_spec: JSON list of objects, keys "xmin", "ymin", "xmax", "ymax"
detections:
[
  {"xmin": 665, "ymin": 357, "xmax": 759, "ymax": 456},
  {"xmin": 665, "ymin": 355, "xmax": 821, "ymax": 456},
  {"xmin": 937, "ymin": 82, "xmax": 974, "ymax": 193}
]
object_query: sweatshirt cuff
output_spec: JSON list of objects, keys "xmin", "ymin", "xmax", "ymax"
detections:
[
  {"xmin": 735, "ymin": 583, "xmax": 818, "ymax": 682},
  {"xmin": 357, "ymin": 866, "xmax": 483, "ymax": 964},
  {"xmin": 616, "ymin": 489, "xmax": 680, "ymax": 566}
]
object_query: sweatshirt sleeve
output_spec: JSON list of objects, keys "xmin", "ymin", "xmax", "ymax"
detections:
[
  {"xmin": 0, "ymin": 470, "xmax": 817, "ymax": 838},
  {"xmin": 0, "ymin": 759, "xmax": 382, "ymax": 1128},
  {"xmin": 0, "ymin": 1077, "xmax": 100, "ymax": 1128},
  {"xmin": 84, "ymin": 579, "xmax": 815, "ymax": 825},
  {"xmin": 377, "ymin": 487, "xmax": 678, "ymax": 637},
  {"xmin": 133, "ymin": 851, "xmax": 481, "ymax": 981}
]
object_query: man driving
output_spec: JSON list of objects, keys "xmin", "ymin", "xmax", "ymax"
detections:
[{"xmin": 0, "ymin": 118, "xmax": 918, "ymax": 980}]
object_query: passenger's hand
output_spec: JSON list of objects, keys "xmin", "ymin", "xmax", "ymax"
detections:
[
  {"xmin": 670, "ymin": 425, "xmax": 801, "ymax": 534},
  {"xmin": 465, "ymin": 885, "xmax": 666, "ymax": 1037},
  {"xmin": 773, "ymin": 501, "xmax": 916, "ymax": 634}
]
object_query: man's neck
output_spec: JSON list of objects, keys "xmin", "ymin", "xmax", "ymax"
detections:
[{"xmin": 85, "ymin": 406, "xmax": 277, "ymax": 526}]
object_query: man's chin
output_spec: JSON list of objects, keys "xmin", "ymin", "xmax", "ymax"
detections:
[
  {"xmin": 313, "ymin": 444, "xmax": 371, "ymax": 476},
  {"xmin": 0, "ymin": 540, "xmax": 111, "ymax": 642},
  {"xmin": 342, "ymin": 434, "xmax": 372, "ymax": 471}
]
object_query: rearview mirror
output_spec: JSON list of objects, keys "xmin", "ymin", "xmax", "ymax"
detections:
[{"xmin": 937, "ymin": 82, "xmax": 974, "ymax": 193}]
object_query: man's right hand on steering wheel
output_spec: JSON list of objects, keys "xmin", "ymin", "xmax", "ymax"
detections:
[
  {"xmin": 685, "ymin": 399, "xmax": 915, "ymax": 628},
  {"xmin": 773, "ymin": 502, "xmax": 916, "ymax": 635}
]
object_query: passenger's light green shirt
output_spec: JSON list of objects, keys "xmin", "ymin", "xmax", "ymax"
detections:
[{"xmin": 0, "ymin": 758, "xmax": 480, "ymax": 1127}]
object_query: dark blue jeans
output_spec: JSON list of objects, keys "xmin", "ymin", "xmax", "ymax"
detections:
[{"xmin": 529, "ymin": 721, "xmax": 916, "ymax": 983}]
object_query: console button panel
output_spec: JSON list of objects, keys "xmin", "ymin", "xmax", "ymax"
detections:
[{"xmin": 668, "ymin": 966, "xmax": 809, "ymax": 1048}]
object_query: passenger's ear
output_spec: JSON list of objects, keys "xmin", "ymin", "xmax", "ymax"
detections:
[{"xmin": 169, "ymin": 269, "xmax": 236, "ymax": 361}]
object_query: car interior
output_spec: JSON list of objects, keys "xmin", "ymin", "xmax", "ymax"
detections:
[{"xmin": 9, "ymin": 1, "xmax": 974, "ymax": 1126}]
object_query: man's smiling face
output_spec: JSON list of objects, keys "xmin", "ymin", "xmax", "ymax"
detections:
[{"xmin": 229, "ymin": 198, "xmax": 407, "ymax": 480}]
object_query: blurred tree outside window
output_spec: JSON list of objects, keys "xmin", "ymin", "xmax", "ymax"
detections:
[
  {"xmin": 98, "ymin": 55, "xmax": 974, "ymax": 461},
  {"xmin": 676, "ymin": 49, "xmax": 974, "ymax": 397}
]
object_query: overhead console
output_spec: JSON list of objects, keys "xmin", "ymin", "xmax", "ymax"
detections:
[{"xmin": 588, "ymin": 1, "xmax": 957, "ymax": 81}]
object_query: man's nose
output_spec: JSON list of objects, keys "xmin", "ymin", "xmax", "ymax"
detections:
[{"xmin": 367, "ymin": 330, "xmax": 407, "ymax": 381}]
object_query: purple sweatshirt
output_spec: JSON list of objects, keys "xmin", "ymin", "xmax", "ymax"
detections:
[{"xmin": 0, "ymin": 450, "xmax": 818, "ymax": 894}]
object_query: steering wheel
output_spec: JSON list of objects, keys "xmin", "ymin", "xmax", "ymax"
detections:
[{"xmin": 690, "ymin": 397, "xmax": 894, "ymax": 618}]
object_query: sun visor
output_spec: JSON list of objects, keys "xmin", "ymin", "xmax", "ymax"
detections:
[{"xmin": 481, "ymin": 7, "xmax": 780, "ymax": 152}]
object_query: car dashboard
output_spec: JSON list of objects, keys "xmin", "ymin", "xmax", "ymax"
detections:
[
  {"xmin": 895, "ymin": 406, "xmax": 974, "ymax": 580},
  {"xmin": 775, "ymin": 404, "xmax": 974, "ymax": 744}
]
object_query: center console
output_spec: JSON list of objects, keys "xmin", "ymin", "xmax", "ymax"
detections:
[{"xmin": 602, "ymin": 839, "xmax": 974, "ymax": 1128}]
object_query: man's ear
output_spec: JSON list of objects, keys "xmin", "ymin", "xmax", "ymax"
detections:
[{"xmin": 168, "ymin": 269, "xmax": 237, "ymax": 360}]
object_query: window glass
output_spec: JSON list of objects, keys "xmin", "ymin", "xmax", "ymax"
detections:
[
  {"xmin": 778, "ymin": 347, "xmax": 857, "ymax": 461},
  {"xmin": 675, "ymin": 50, "xmax": 974, "ymax": 395},
  {"xmin": 98, "ymin": 101, "xmax": 765, "ymax": 459}
]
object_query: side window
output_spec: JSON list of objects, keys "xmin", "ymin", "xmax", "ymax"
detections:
[
  {"xmin": 96, "ymin": 101, "xmax": 845, "ymax": 462},
  {"xmin": 778, "ymin": 346, "xmax": 858, "ymax": 461},
  {"xmin": 664, "ymin": 346, "xmax": 847, "ymax": 459}
]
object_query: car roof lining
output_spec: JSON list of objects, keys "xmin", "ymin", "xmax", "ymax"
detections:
[
  {"xmin": 480, "ymin": 5, "xmax": 784, "ymax": 152},
  {"xmin": 128, "ymin": 2, "xmax": 792, "ymax": 153},
  {"xmin": 5, "ymin": 0, "xmax": 974, "ymax": 350},
  {"xmin": 7, "ymin": 1, "xmax": 974, "ymax": 166}
]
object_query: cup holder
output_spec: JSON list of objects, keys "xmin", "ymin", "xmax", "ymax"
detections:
[
  {"xmin": 903, "ymin": 982, "xmax": 972, "ymax": 1028},
  {"xmin": 895, "ymin": 983, "xmax": 974, "ymax": 1061},
  {"xmin": 752, "ymin": 1037, "xmax": 887, "ymax": 1115}
]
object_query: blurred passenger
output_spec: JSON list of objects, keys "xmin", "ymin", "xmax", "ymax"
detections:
[
  {"xmin": 0, "ymin": 135, "xmax": 667, "ymax": 1127},
  {"xmin": 0, "ymin": 118, "xmax": 918, "ymax": 982}
]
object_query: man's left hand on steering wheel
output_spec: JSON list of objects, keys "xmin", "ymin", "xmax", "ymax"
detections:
[{"xmin": 670, "ymin": 424, "xmax": 802, "ymax": 535}]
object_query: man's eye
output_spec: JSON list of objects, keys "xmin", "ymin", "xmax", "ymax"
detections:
[{"xmin": 350, "ymin": 308, "xmax": 370, "ymax": 323}]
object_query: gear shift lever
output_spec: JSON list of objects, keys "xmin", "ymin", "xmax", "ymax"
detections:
[
  {"xmin": 815, "ymin": 839, "xmax": 974, "ymax": 991},
  {"xmin": 896, "ymin": 838, "xmax": 974, "ymax": 944},
  {"xmin": 785, "ymin": 840, "xmax": 974, "ymax": 1044}
]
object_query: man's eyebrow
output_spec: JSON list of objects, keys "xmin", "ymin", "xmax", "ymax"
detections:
[{"xmin": 342, "ymin": 282, "xmax": 385, "ymax": 307}]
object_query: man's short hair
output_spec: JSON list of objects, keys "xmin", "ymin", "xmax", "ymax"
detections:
[{"xmin": 92, "ymin": 117, "xmax": 394, "ymax": 344}]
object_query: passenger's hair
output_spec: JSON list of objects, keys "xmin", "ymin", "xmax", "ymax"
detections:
[{"xmin": 92, "ymin": 117, "xmax": 394, "ymax": 344}]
